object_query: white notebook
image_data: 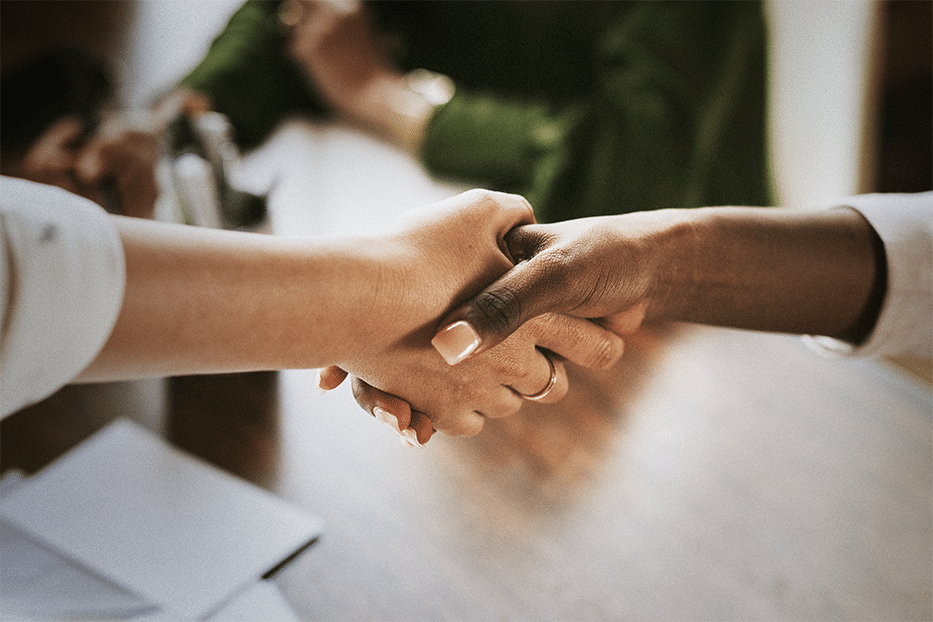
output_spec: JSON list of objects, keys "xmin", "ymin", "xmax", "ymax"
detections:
[{"xmin": 0, "ymin": 419, "xmax": 322, "ymax": 620}]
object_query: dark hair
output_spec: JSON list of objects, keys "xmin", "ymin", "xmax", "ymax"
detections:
[{"xmin": 1, "ymin": 47, "xmax": 113, "ymax": 151}]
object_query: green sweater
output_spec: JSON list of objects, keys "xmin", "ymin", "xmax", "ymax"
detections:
[{"xmin": 182, "ymin": 1, "xmax": 771, "ymax": 222}]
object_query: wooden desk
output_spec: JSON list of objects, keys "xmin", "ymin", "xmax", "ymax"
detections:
[
  {"xmin": 5, "ymin": 321, "xmax": 928, "ymax": 620},
  {"xmin": 246, "ymin": 323, "xmax": 928, "ymax": 621}
]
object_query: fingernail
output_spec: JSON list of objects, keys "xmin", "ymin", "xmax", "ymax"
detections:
[
  {"xmin": 373, "ymin": 406, "xmax": 401, "ymax": 434},
  {"xmin": 399, "ymin": 427, "xmax": 424, "ymax": 448},
  {"xmin": 432, "ymin": 320, "xmax": 480, "ymax": 366}
]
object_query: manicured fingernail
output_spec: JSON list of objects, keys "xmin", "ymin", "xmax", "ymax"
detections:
[
  {"xmin": 432, "ymin": 320, "xmax": 480, "ymax": 365},
  {"xmin": 399, "ymin": 427, "xmax": 424, "ymax": 448},
  {"xmin": 314, "ymin": 369, "xmax": 327, "ymax": 395},
  {"xmin": 373, "ymin": 406, "xmax": 401, "ymax": 434}
]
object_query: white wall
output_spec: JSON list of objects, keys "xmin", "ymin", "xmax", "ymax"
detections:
[
  {"xmin": 765, "ymin": 0, "xmax": 882, "ymax": 209},
  {"xmin": 119, "ymin": 0, "xmax": 243, "ymax": 107}
]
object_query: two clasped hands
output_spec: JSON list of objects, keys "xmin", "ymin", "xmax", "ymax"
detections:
[
  {"xmin": 314, "ymin": 189, "xmax": 886, "ymax": 447},
  {"xmin": 80, "ymin": 186, "xmax": 882, "ymax": 447},
  {"xmin": 318, "ymin": 189, "xmax": 637, "ymax": 447}
]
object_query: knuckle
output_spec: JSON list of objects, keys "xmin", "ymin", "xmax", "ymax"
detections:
[
  {"xmin": 471, "ymin": 288, "xmax": 522, "ymax": 334},
  {"xmin": 462, "ymin": 188, "xmax": 494, "ymax": 205},
  {"xmin": 434, "ymin": 412, "xmax": 484, "ymax": 437},
  {"xmin": 460, "ymin": 414, "xmax": 486, "ymax": 437},
  {"xmin": 542, "ymin": 244, "xmax": 575, "ymax": 272},
  {"xmin": 590, "ymin": 333, "xmax": 624, "ymax": 370},
  {"xmin": 462, "ymin": 188, "xmax": 532, "ymax": 218}
]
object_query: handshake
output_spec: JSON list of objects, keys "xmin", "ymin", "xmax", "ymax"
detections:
[
  {"xmin": 310, "ymin": 188, "xmax": 895, "ymax": 448},
  {"xmin": 78, "ymin": 187, "xmax": 889, "ymax": 445},
  {"xmin": 317, "ymin": 190, "xmax": 648, "ymax": 447}
]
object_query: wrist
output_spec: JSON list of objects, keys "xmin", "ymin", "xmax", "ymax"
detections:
[
  {"xmin": 618, "ymin": 209, "xmax": 699, "ymax": 323},
  {"xmin": 646, "ymin": 207, "xmax": 880, "ymax": 338},
  {"xmin": 324, "ymin": 235, "xmax": 421, "ymax": 368}
]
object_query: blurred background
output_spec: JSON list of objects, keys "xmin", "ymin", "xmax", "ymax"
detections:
[{"xmin": 1, "ymin": 2, "xmax": 930, "ymax": 618}]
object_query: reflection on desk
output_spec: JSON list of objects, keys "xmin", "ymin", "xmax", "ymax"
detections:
[{"xmin": 258, "ymin": 323, "xmax": 930, "ymax": 621}]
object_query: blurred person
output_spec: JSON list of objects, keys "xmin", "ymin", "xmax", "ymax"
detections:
[
  {"xmin": 1, "ymin": 47, "xmax": 162, "ymax": 219},
  {"xmin": 173, "ymin": 0, "xmax": 772, "ymax": 222}
]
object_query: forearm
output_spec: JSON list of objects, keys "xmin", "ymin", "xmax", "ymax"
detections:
[
  {"xmin": 648, "ymin": 207, "xmax": 881, "ymax": 342},
  {"xmin": 78, "ymin": 216, "xmax": 385, "ymax": 381}
]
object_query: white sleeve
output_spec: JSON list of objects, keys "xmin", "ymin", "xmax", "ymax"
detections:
[
  {"xmin": 1, "ymin": 177, "xmax": 126, "ymax": 418},
  {"xmin": 805, "ymin": 192, "xmax": 933, "ymax": 359}
]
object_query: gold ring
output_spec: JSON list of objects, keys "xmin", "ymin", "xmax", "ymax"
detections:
[{"xmin": 519, "ymin": 350, "xmax": 557, "ymax": 401}]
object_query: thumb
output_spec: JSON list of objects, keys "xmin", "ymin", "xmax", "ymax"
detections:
[{"xmin": 431, "ymin": 226, "xmax": 571, "ymax": 365}]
